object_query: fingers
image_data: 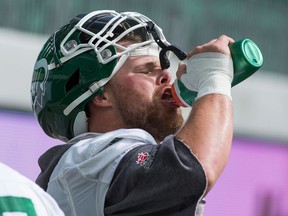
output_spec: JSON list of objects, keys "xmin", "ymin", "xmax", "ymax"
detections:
[
  {"xmin": 217, "ymin": 35, "xmax": 234, "ymax": 44},
  {"xmin": 217, "ymin": 35, "xmax": 235, "ymax": 45},
  {"xmin": 187, "ymin": 39, "xmax": 217, "ymax": 58},
  {"xmin": 187, "ymin": 35, "xmax": 235, "ymax": 59},
  {"xmin": 205, "ymin": 39, "xmax": 218, "ymax": 46}
]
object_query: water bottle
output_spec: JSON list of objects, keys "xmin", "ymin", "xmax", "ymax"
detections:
[{"xmin": 171, "ymin": 39, "xmax": 264, "ymax": 107}]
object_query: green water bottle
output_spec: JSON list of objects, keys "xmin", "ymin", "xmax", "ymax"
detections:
[{"xmin": 171, "ymin": 39, "xmax": 264, "ymax": 107}]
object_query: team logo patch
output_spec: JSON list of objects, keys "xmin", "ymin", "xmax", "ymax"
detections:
[
  {"xmin": 136, "ymin": 152, "xmax": 149, "ymax": 165},
  {"xmin": 136, "ymin": 147, "xmax": 158, "ymax": 169}
]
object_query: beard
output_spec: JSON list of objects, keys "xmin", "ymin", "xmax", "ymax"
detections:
[{"xmin": 111, "ymin": 85, "xmax": 184, "ymax": 142}]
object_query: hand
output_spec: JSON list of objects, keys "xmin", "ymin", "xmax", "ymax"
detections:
[
  {"xmin": 187, "ymin": 35, "xmax": 235, "ymax": 59},
  {"xmin": 173, "ymin": 35, "xmax": 234, "ymax": 106},
  {"xmin": 172, "ymin": 35, "xmax": 235, "ymax": 107}
]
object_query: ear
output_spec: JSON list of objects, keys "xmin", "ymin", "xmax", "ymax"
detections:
[{"xmin": 91, "ymin": 91, "xmax": 113, "ymax": 108}]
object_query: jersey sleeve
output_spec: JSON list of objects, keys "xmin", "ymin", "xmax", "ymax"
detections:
[{"xmin": 104, "ymin": 135, "xmax": 207, "ymax": 216}]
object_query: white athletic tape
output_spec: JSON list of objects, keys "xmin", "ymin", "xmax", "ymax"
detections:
[{"xmin": 179, "ymin": 52, "xmax": 234, "ymax": 99}]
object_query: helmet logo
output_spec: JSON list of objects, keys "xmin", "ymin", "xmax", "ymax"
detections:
[{"xmin": 31, "ymin": 58, "xmax": 49, "ymax": 110}]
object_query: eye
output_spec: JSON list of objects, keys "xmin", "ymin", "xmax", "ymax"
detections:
[
  {"xmin": 136, "ymin": 67, "xmax": 152, "ymax": 74},
  {"xmin": 139, "ymin": 70, "xmax": 152, "ymax": 74}
]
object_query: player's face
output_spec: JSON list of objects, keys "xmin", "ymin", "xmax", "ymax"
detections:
[{"xmin": 107, "ymin": 55, "xmax": 184, "ymax": 142}]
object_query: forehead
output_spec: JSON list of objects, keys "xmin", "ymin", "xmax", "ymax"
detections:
[
  {"xmin": 113, "ymin": 40, "xmax": 162, "ymax": 78},
  {"xmin": 122, "ymin": 55, "xmax": 160, "ymax": 69},
  {"xmin": 117, "ymin": 39, "xmax": 160, "ymax": 57}
]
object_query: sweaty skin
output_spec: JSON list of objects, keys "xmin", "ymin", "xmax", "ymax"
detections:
[
  {"xmin": 176, "ymin": 35, "xmax": 234, "ymax": 194},
  {"xmin": 88, "ymin": 35, "xmax": 234, "ymax": 195}
]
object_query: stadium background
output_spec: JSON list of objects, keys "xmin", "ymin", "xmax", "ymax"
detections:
[{"xmin": 0, "ymin": 0, "xmax": 287, "ymax": 215}]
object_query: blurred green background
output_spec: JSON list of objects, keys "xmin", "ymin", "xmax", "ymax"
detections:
[{"xmin": 0, "ymin": 0, "xmax": 287, "ymax": 74}]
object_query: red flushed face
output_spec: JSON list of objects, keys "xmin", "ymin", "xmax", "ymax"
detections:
[{"xmin": 107, "ymin": 55, "xmax": 184, "ymax": 142}]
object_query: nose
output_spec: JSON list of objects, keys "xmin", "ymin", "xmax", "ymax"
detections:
[{"xmin": 157, "ymin": 70, "xmax": 171, "ymax": 85}]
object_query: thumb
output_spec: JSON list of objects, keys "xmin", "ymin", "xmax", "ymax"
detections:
[{"xmin": 176, "ymin": 62, "xmax": 187, "ymax": 79}]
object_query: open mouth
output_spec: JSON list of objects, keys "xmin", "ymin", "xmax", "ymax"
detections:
[{"xmin": 161, "ymin": 88, "xmax": 180, "ymax": 108}]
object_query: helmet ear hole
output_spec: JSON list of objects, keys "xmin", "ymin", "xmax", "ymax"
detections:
[{"xmin": 66, "ymin": 69, "xmax": 80, "ymax": 93}]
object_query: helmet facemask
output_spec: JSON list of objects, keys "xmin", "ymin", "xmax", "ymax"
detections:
[{"xmin": 31, "ymin": 10, "xmax": 186, "ymax": 141}]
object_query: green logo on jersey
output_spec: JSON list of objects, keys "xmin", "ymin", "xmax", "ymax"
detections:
[{"xmin": 0, "ymin": 196, "xmax": 36, "ymax": 216}]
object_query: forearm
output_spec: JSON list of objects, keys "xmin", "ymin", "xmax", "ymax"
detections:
[{"xmin": 176, "ymin": 93, "xmax": 233, "ymax": 194}]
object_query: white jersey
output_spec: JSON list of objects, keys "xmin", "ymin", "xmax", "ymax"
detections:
[{"xmin": 0, "ymin": 162, "xmax": 64, "ymax": 216}]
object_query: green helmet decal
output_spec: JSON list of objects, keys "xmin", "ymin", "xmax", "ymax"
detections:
[{"xmin": 31, "ymin": 10, "xmax": 169, "ymax": 141}]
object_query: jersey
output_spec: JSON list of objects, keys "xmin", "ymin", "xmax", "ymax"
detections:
[
  {"xmin": 0, "ymin": 162, "xmax": 64, "ymax": 216},
  {"xmin": 36, "ymin": 128, "xmax": 207, "ymax": 216}
]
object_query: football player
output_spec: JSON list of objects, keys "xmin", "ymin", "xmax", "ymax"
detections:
[
  {"xmin": 32, "ymin": 10, "xmax": 234, "ymax": 215},
  {"xmin": 0, "ymin": 162, "xmax": 64, "ymax": 215}
]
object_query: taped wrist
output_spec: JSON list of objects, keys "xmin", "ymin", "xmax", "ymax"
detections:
[{"xmin": 181, "ymin": 52, "xmax": 234, "ymax": 99}]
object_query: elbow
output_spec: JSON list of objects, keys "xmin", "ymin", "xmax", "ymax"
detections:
[
  {"xmin": 202, "ymin": 165, "xmax": 224, "ymax": 195},
  {"xmin": 204, "ymin": 170, "xmax": 217, "ymax": 194}
]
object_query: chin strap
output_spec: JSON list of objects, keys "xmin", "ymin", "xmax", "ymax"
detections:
[
  {"xmin": 73, "ymin": 111, "xmax": 88, "ymax": 138},
  {"xmin": 146, "ymin": 21, "xmax": 187, "ymax": 69}
]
